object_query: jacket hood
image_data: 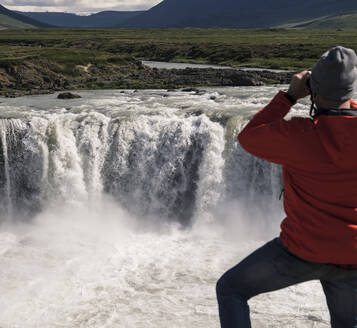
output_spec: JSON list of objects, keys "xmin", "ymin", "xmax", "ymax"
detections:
[{"xmin": 315, "ymin": 100, "xmax": 357, "ymax": 170}]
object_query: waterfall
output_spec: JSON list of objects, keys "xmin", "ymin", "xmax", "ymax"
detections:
[
  {"xmin": 1, "ymin": 89, "xmax": 328, "ymax": 328},
  {"xmin": 0, "ymin": 120, "xmax": 13, "ymax": 221},
  {"xmin": 0, "ymin": 90, "xmax": 283, "ymax": 226},
  {"xmin": 0, "ymin": 119, "xmax": 33, "ymax": 222}
]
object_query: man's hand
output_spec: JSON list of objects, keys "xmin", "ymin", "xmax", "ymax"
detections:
[{"xmin": 287, "ymin": 70, "xmax": 312, "ymax": 101}]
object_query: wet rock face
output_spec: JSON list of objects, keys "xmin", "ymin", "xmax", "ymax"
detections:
[{"xmin": 57, "ymin": 92, "xmax": 82, "ymax": 99}]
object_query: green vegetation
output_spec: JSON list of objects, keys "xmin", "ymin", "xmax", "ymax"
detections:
[
  {"xmin": 1, "ymin": 28, "xmax": 357, "ymax": 70},
  {"xmin": 0, "ymin": 28, "xmax": 356, "ymax": 95}
]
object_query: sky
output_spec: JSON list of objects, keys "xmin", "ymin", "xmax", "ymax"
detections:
[{"xmin": 2, "ymin": 0, "xmax": 162, "ymax": 14}]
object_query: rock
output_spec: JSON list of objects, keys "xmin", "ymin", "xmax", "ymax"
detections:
[
  {"xmin": 182, "ymin": 87, "xmax": 200, "ymax": 93},
  {"xmin": 186, "ymin": 109, "xmax": 204, "ymax": 117},
  {"xmin": 195, "ymin": 90, "xmax": 206, "ymax": 95},
  {"xmin": 210, "ymin": 96, "xmax": 217, "ymax": 100},
  {"xmin": 57, "ymin": 92, "xmax": 81, "ymax": 99}
]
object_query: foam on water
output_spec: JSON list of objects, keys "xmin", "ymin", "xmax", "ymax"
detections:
[
  {"xmin": 0, "ymin": 87, "xmax": 330, "ymax": 327},
  {"xmin": 0, "ymin": 206, "xmax": 329, "ymax": 328}
]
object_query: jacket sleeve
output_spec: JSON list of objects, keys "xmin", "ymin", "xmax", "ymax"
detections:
[{"xmin": 238, "ymin": 91, "xmax": 296, "ymax": 165}]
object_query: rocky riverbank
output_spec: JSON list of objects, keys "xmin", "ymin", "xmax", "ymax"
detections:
[{"xmin": 0, "ymin": 57, "xmax": 293, "ymax": 97}]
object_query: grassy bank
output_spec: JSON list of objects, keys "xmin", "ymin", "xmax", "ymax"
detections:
[
  {"xmin": 1, "ymin": 28, "xmax": 357, "ymax": 69},
  {"xmin": 0, "ymin": 28, "xmax": 356, "ymax": 95}
]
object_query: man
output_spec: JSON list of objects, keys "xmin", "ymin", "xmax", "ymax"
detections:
[{"xmin": 216, "ymin": 46, "xmax": 357, "ymax": 328}]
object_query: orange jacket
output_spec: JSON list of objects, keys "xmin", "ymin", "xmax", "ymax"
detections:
[{"xmin": 238, "ymin": 91, "xmax": 357, "ymax": 265}]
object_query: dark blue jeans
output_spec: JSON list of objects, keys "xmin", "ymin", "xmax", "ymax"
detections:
[{"xmin": 216, "ymin": 238, "xmax": 357, "ymax": 328}]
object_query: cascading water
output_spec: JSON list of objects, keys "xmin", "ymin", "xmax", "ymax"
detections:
[
  {"xmin": 0, "ymin": 88, "xmax": 329, "ymax": 327},
  {"xmin": 0, "ymin": 90, "xmax": 282, "ymax": 226},
  {"xmin": 0, "ymin": 120, "xmax": 13, "ymax": 220}
]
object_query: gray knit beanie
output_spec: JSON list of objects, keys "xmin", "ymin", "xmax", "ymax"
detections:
[{"xmin": 310, "ymin": 46, "xmax": 357, "ymax": 101}]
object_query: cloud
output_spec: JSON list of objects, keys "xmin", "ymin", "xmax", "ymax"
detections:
[
  {"xmin": 3, "ymin": 0, "xmax": 73, "ymax": 5},
  {"xmin": 2, "ymin": 0, "xmax": 162, "ymax": 13}
]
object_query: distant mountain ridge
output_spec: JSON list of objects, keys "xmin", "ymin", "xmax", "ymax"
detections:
[
  {"xmin": 19, "ymin": 10, "xmax": 144, "ymax": 28},
  {"xmin": 3, "ymin": 0, "xmax": 357, "ymax": 29},
  {"xmin": 0, "ymin": 4, "xmax": 52, "ymax": 28},
  {"xmin": 120, "ymin": 0, "xmax": 357, "ymax": 28}
]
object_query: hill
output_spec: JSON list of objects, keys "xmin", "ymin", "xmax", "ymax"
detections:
[
  {"xmin": 0, "ymin": 13, "xmax": 35, "ymax": 28},
  {"xmin": 0, "ymin": 4, "xmax": 51, "ymax": 28},
  {"xmin": 120, "ymin": 0, "xmax": 357, "ymax": 28},
  {"xmin": 291, "ymin": 12, "xmax": 357, "ymax": 29},
  {"xmin": 19, "ymin": 10, "xmax": 144, "ymax": 28}
]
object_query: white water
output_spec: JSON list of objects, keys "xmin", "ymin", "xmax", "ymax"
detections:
[
  {"xmin": 0, "ymin": 121, "xmax": 12, "ymax": 220},
  {"xmin": 0, "ymin": 87, "xmax": 329, "ymax": 327}
]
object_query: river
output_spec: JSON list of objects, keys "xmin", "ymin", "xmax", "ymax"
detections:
[
  {"xmin": 141, "ymin": 61, "xmax": 293, "ymax": 73},
  {"xmin": 0, "ymin": 87, "xmax": 328, "ymax": 327}
]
